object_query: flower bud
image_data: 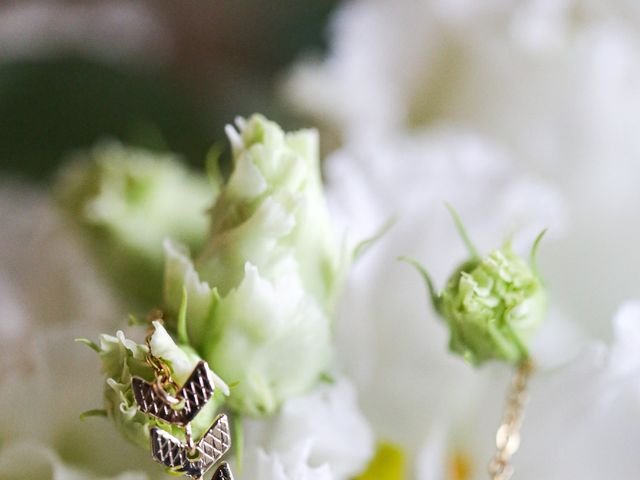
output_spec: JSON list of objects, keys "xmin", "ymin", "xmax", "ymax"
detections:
[
  {"xmin": 440, "ymin": 244, "xmax": 546, "ymax": 365},
  {"xmin": 408, "ymin": 210, "xmax": 546, "ymax": 366},
  {"xmin": 55, "ymin": 142, "xmax": 215, "ymax": 306},
  {"xmin": 86, "ymin": 321, "xmax": 227, "ymax": 448}
]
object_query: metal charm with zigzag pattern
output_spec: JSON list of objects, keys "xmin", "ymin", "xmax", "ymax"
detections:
[
  {"xmin": 131, "ymin": 361, "xmax": 214, "ymax": 425},
  {"xmin": 150, "ymin": 414, "xmax": 231, "ymax": 479},
  {"xmin": 131, "ymin": 356, "xmax": 235, "ymax": 480},
  {"xmin": 212, "ymin": 462, "xmax": 235, "ymax": 480}
]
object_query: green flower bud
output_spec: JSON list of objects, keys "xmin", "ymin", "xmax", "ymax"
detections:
[
  {"xmin": 406, "ymin": 209, "xmax": 547, "ymax": 366},
  {"xmin": 163, "ymin": 114, "xmax": 346, "ymax": 416},
  {"xmin": 439, "ymin": 244, "xmax": 546, "ymax": 365},
  {"xmin": 83, "ymin": 321, "xmax": 228, "ymax": 449},
  {"xmin": 55, "ymin": 142, "xmax": 215, "ymax": 306}
]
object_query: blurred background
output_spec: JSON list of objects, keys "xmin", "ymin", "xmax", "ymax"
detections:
[{"xmin": 0, "ymin": 0, "xmax": 339, "ymax": 181}]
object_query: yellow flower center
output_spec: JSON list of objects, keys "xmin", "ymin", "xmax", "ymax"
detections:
[
  {"xmin": 448, "ymin": 451, "xmax": 473, "ymax": 480},
  {"xmin": 355, "ymin": 443, "xmax": 405, "ymax": 480}
]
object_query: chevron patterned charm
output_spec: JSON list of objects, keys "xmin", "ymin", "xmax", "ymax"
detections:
[
  {"xmin": 151, "ymin": 427, "xmax": 201, "ymax": 478},
  {"xmin": 212, "ymin": 462, "xmax": 235, "ymax": 480},
  {"xmin": 198, "ymin": 413, "xmax": 232, "ymax": 467},
  {"xmin": 150, "ymin": 414, "xmax": 232, "ymax": 479},
  {"xmin": 134, "ymin": 356, "xmax": 235, "ymax": 479},
  {"xmin": 131, "ymin": 361, "xmax": 214, "ymax": 425}
]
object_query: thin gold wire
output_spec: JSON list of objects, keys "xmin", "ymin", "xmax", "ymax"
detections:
[
  {"xmin": 140, "ymin": 310, "xmax": 230, "ymax": 477},
  {"xmin": 144, "ymin": 310, "xmax": 181, "ymax": 403},
  {"xmin": 488, "ymin": 359, "xmax": 535, "ymax": 480}
]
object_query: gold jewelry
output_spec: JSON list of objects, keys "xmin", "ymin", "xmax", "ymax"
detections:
[
  {"xmin": 131, "ymin": 314, "xmax": 235, "ymax": 480},
  {"xmin": 488, "ymin": 359, "xmax": 535, "ymax": 480}
]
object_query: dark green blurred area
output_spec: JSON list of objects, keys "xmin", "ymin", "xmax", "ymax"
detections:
[
  {"xmin": 0, "ymin": 58, "xmax": 212, "ymax": 178},
  {"xmin": 0, "ymin": 0, "xmax": 339, "ymax": 181}
]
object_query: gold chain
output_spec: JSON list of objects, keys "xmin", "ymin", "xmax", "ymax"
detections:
[
  {"xmin": 488, "ymin": 359, "xmax": 535, "ymax": 480},
  {"xmin": 144, "ymin": 310, "xmax": 181, "ymax": 398},
  {"xmin": 144, "ymin": 310, "xmax": 197, "ymax": 454}
]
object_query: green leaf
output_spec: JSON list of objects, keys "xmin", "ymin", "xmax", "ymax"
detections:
[
  {"xmin": 79, "ymin": 409, "xmax": 107, "ymax": 421},
  {"xmin": 74, "ymin": 338, "xmax": 100, "ymax": 352}
]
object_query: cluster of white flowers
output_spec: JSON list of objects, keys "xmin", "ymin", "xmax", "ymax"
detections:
[
  {"xmin": 0, "ymin": 115, "xmax": 373, "ymax": 480},
  {"xmin": 284, "ymin": 0, "xmax": 640, "ymax": 477},
  {"xmin": 2, "ymin": 0, "xmax": 640, "ymax": 478},
  {"xmin": 286, "ymin": 0, "xmax": 640, "ymax": 338},
  {"xmin": 0, "ymin": 183, "xmax": 372, "ymax": 480}
]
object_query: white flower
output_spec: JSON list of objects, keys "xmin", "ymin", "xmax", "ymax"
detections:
[
  {"xmin": 0, "ymin": 310, "xmax": 181, "ymax": 477},
  {"xmin": 242, "ymin": 378, "xmax": 374, "ymax": 479},
  {"xmin": 0, "ymin": 322, "xmax": 161, "ymax": 478},
  {"xmin": 0, "ymin": 181, "xmax": 368, "ymax": 479},
  {"xmin": 0, "ymin": 182, "xmax": 162, "ymax": 478},
  {"xmin": 286, "ymin": 12, "xmax": 640, "ymax": 476},
  {"xmin": 416, "ymin": 300, "xmax": 640, "ymax": 479},
  {"xmin": 286, "ymin": 0, "xmax": 640, "ymax": 162},
  {"xmin": 242, "ymin": 443, "xmax": 334, "ymax": 480},
  {"xmin": 285, "ymin": 0, "xmax": 640, "ymax": 339},
  {"xmin": 0, "ymin": 182, "xmax": 119, "ymax": 342},
  {"xmin": 323, "ymin": 131, "xmax": 571, "ymax": 470}
]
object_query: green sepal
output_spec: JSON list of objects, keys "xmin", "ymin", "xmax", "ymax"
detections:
[{"xmin": 398, "ymin": 256, "xmax": 441, "ymax": 315}]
